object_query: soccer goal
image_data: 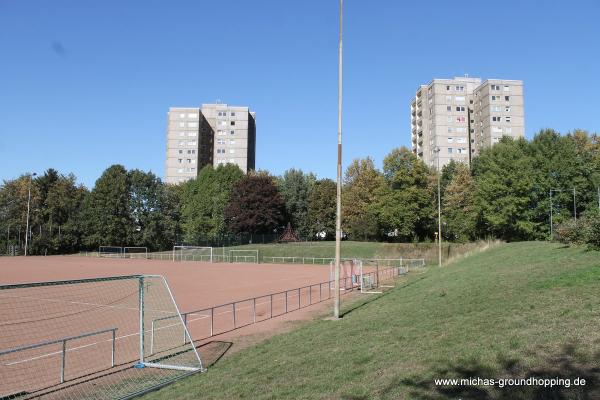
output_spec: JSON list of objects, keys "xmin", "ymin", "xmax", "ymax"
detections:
[
  {"xmin": 123, "ymin": 246, "xmax": 148, "ymax": 259},
  {"xmin": 0, "ymin": 275, "xmax": 204, "ymax": 400},
  {"xmin": 358, "ymin": 259, "xmax": 382, "ymax": 294},
  {"xmin": 98, "ymin": 246, "xmax": 123, "ymax": 258},
  {"xmin": 172, "ymin": 246, "xmax": 213, "ymax": 262},
  {"xmin": 329, "ymin": 259, "xmax": 359, "ymax": 291},
  {"xmin": 229, "ymin": 249, "xmax": 259, "ymax": 264}
]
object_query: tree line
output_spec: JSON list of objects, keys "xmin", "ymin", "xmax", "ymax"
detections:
[{"xmin": 0, "ymin": 129, "xmax": 598, "ymax": 255}]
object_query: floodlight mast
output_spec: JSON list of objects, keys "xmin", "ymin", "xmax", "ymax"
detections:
[{"xmin": 334, "ymin": 0, "xmax": 343, "ymax": 319}]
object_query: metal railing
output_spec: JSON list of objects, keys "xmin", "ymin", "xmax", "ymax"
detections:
[
  {"xmin": 149, "ymin": 264, "xmax": 420, "ymax": 346},
  {"xmin": 0, "ymin": 327, "xmax": 117, "ymax": 385}
]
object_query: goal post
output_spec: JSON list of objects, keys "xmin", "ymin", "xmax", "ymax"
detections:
[
  {"xmin": 358, "ymin": 259, "xmax": 382, "ymax": 294},
  {"xmin": 172, "ymin": 246, "xmax": 213, "ymax": 263},
  {"xmin": 123, "ymin": 246, "xmax": 149, "ymax": 259},
  {"xmin": 228, "ymin": 249, "xmax": 259, "ymax": 264},
  {"xmin": 98, "ymin": 246, "xmax": 123, "ymax": 258},
  {"xmin": 0, "ymin": 274, "xmax": 204, "ymax": 400}
]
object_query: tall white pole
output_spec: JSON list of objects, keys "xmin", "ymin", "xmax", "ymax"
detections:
[
  {"xmin": 334, "ymin": 0, "xmax": 343, "ymax": 319},
  {"xmin": 435, "ymin": 148, "xmax": 442, "ymax": 267},
  {"xmin": 24, "ymin": 172, "xmax": 35, "ymax": 256}
]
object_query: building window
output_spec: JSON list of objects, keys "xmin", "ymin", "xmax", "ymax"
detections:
[
  {"xmin": 446, "ymin": 85, "xmax": 450, "ymax": 91},
  {"xmin": 229, "ymin": 149, "xmax": 235, "ymax": 154},
  {"xmin": 456, "ymin": 85, "xmax": 464, "ymax": 91},
  {"xmin": 446, "ymin": 95, "xmax": 452, "ymax": 102},
  {"xmin": 217, "ymin": 139, "xmax": 225, "ymax": 144},
  {"xmin": 491, "ymin": 95, "xmax": 498, "ymax": 101},
  {"xmin": 456, "ymin": 116, "xmax": 465, "ymax": 122},
  {"xmin": 230, "ymin": 130, "xmax": 235, "ymax": 135},
  {"xmin": 188, "ymin": 141, "xmax": 196, "ymax": 146},
  {"xmin": 505, "ymin": 116, "xmax": 511, "ymax": 123},
  {"xmin": 230, "ymin": 139, "xmax": 236, "ymax": 144},
  {"xmin": 492, "ymin": 116, "xmax": 501, "ymax": 122},
  {"xmin": 230, "ymin": 121, "xmax": 236, "ymax": 126},
  {"xmin": 219, "ymin": 121, "xmax": 227, "ymax": 127},
  {"xmin": 217, "ymin": 130, "xmax": 226, "ymax": 136},
  {"xmin": 179, "ymin": 113, "xmax": 186, "ymax": 118},
  {"xmin": 492, "ymin": 126, "xmax": 503, "ymax": 133},
  {"xmin": 455, "ymin": 96, "xmax": 465, "ymax": 102},
  {"xmin": 230, "ymin": 112, "xmax": 236, "ymax": 117},
  {"xmin": 179, "ymin": 122, "xmax": 185, "ymax": 128},
  {"xmin": 177, "ymin": 168, "xmax": 184, "ymax": 173},
  {"xmin": 188, "ymin": 113, "xmax": 198, "ymax": 118},
  {"xmin": 187, "ymin": 159, "xmax": 192, "ymax": 163},
  {"xmin": 448, "ymin": 148, "xmax": 453, "ymax": 154},
  {"xmin": 456, "ymin": 106, "xmax": 465, "ymax": 112},
  {"xmin": 505, "ymin": 106, "xmax": 511, "ymax": 112},
  {"xmin": 448, "ymin": 127, "xmax": 453, "ymax": 133},
  {"xmin": 456, "ymin": 127, "xmax": 466, "ymax": 133},
  {"xmin": 491, "ymin": 84, "xmax": 500, "ymax": 91},
  {"xmin": 447, "ymin": 137, "xmax": 454, "ymax": 143},
  {"xmin": 218, "ymin": 111, "xmax": 227, "ymax": 117},
  {"xmin": 457, "ymin": 137, "xmax": 467, "ymax": 143},
  {"xmin": 447, "ymin": 116, "xmax": 453, "ymax": 122},
  {"xmin": 188, "ymin": 132, "xmax": 196, "ymax": 137},
  {"xmin": 178, "ymin": 141, "xmax": 185, "ymax": 146},
  {"xmin": 503, "ymin": 85, "xmax": 510, "ymax": 91},
  {"xmin": 446, "ymin": 106, "xmax": 451, "ymax": 112},
  {"xmin": 178, "ymin": 159, "xmax": 182, "ymax": 163},
  {"xmin": 505, "ymin": 96, "xmax": 510, "ymax": 101},
  {"xmin": 178, "ymin": 150, "xmax": 183, "ymax": 154},
  {"xmin": 505, "ymin": 127, "xmax": 512, "ymax": 134}
]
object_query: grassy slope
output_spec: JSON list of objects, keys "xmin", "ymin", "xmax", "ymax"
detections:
[
  {"xmin": 210, "ymin": 241, "xmax": 493, "ymax": 264},
  {"xmin": 143, "ymin": 242, "xmax": 600, "ymax": 399}
]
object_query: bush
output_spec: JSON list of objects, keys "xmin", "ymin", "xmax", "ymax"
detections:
[
  {"xmin": 553, "ymin": 219, "xmax": 587, "ymax": 245},
  {"xmin": 584, "ymin": 213, "xmax": 600, "ymax": 250},
  {"xmin": 554, "ymin": 213, "xmax": 600, "ymax": 250}
]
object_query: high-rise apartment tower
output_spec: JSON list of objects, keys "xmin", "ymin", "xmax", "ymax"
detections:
[
  {"xmin": 165, "ymin": 103, "xmax": 256, "ymax": 184},
  {"xmin": 410, "ymin": 77, "xmax": 524, "ymax": 170}
]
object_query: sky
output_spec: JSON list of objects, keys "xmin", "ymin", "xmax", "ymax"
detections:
[{"xmin": 1, "ymin": 0, "xmax": 599, "ymax": 188}]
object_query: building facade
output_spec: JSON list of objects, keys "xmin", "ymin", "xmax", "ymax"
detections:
[
  {"xmin": 165, "ymin": 103, "xmax": 256, "ymax": 184},
  {"xmin": 411, "ymin": 77, "xmax": 524, "ymax": 170}
]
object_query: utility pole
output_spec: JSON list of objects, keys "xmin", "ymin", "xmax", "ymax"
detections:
[
  {"xmin": 333, "ymin": 0, "xmax": 343, "ymax": 319},
  {"xmin": 24, "ymin": 172, "xmax": 36, "ymax": 256},
  {"xmin": 434, "ymin": 148, "xmax": 442, "ymax": 267}
]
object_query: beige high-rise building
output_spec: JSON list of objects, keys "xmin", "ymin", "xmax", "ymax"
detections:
[
  {"xmin": 411, "ymin": 77, "xmax": 524, "ymax": 170},
  {"xmin": 165, "ymin": 103, "xmax": 256, "ymax": 184}
]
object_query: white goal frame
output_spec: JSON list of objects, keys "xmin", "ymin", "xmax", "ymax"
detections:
[
  {"xmin": 172, "ymin": 246, "xmax": 213, "ymax": 263},
  {"xmin": 123, "ymin": 246, "xmax": 148, "ymax": 259},
  {"xmin": 359, "ymin": 260, "xmax": 382, "ymax": 294},
  {"xmin": 228, "ymin": 249, "xmax": 259, "ymax": 264},
  {"xmin": 99, "ymin": 246, "xmax": 123, "ymax": 258}
]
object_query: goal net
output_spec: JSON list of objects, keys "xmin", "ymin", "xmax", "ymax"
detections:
[
  {"xmin": 123, "ymin": 247, "xmax": 148, "ymax": 259},
  {"xmin": 172, "ymin": 246, "xmax": 213, "ymax": 263},
  {"xmin": 98, "ymin": 246, "xmax": 123, "ymax": 258},
  {"xmin": 0, "ymin": 275, "xmax": 203, "ymax": 400},
  {"xmin": 228, "ymin": 250, "xmax": 259, "ymax": 264}
]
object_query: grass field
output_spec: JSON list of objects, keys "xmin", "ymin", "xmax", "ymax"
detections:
[{"xmin": 141, "ymin": 242, "xmax": 600, "ymax": 399}]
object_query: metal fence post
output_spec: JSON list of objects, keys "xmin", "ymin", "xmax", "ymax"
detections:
[
  {"xmin": 298, "ymin": 288, "xmax": 301, "ymax": 309},
  {"xmin": 232, "ymin": 303, "xmax": 236, "ymax": 328},
  {"xmin": 138, "ymin": 277, "xmax": 145, "ymax": 365},
  {"xmin": 183, "ymin": 313, "xmax": 188, "ymax": 344},
  {"xmin": 210, "ymin": 308, "xmax": 214, "ymax": 337},
  {"xmin": 253, "ymin": 298, "xmax": 256, "ymax": 323},
  {"xmin": 285, "ymin": 291, "xmax": 288, "ymax": 313},
  {"xmin": 60, "ymin": 339, "xmax": 66, "ymax": 383},
  {"xmin": 309, "ymin": 285, "xmax": 312, "ymax": 305},
  {"xmin": 111, "ymin": 329, "xmax": 116, "ymax": 367},
  {"xmin": 270, "ymin": 294, "xmax": 273, "ymax": 318}
]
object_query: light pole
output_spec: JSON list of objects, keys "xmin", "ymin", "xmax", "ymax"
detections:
[
  {"xmin": 333, "ymin": 0, "xmax": 343, "ymax": 319},
  {"xmin": 434, "ymin": 148, "xmax": 442, "ymax": 267},
  {"xmin": 24, "ymin": 172, "xmax": 37, "ymax": 256}
]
